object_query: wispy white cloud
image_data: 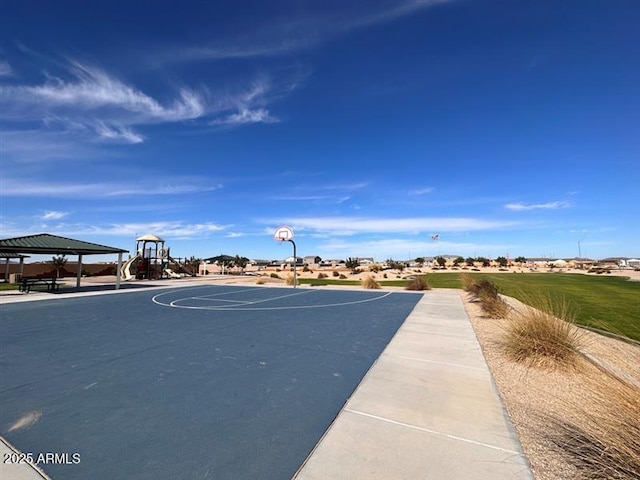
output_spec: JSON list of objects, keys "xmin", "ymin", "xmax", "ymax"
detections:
[
  {"xmin": 272, "ymin": 194, "xmax": 351, "ymax": 203},
  {"xmin": 0, "ymin": 61, "xmax": 11, "ymax": 76},
  {"xmin": 1, "ymin": 61, "xmax": 288, "ymax": 151},
  {"xmin": 267, "ymin": 216, "xmax": 518, "ymax": 236},
  {"xmin": 93, "ymin": 121, "xmax": 144, "ymax": 144},
  {"xmin": 38, "ymin": 210, "xmax": 69, "ymax": 220},
  {"xmin": 173, "ymin": 1, "xmax": 450, "ymax": 62},
  {"xmin": 2, "ymin": 62, "xmax": 204, "ymax": 121},
  {"xmin": 1, "ymin": 177, "xmax": 222, "ymax": 198},
  {"xmin": 505, "ymin": 201, "xmax": 571, "ymax": 211},
  {"xmin": 211, "ymin": 108, "xmax": 279, "ymax": 126},
  {"xmin": 41, "ymin": 116, "xmax": 145, "ymax": 144},
  {"xmin": 409, "ymin": 187, "xmax": 434, "ymax": 195},
  {"xmin": 0, "ymin": 221, "xmax": 227, "ymax": 240}
]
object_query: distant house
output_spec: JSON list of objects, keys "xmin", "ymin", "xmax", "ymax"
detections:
[
  {"xmin": 627, "ymin": 258, "xmax": 640, "ymax": 268},
  {"xmin": 303, "ymin": 255, "xmax": 322, "ymax": 265},
  {"xmin": 323, "ymin": 259, "xmax": 345, "ymax": 267},
  {"xmin": 284, "ymin": 256, "xmax": 304, "ymax": 265},
  {"xmin": 357, "ymin": 257, "xmax": 375, "ymax": 266},
  {"xmin": 251, "ymin": 259, "xmax": 272, "ymax": 267}
]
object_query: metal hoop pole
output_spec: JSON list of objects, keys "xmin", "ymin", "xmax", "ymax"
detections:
[{"xmin": 288, "ymin": 239, "xmax": 297, "ymax": 288}]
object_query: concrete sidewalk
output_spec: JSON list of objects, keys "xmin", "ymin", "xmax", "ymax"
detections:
[
  {"xmin": 294, "ymin": 289, "xmax": 533, "ymax": 480},
  {"xmin": 0, "ymin": 437, "xmax": 50, "ymax": 480}
]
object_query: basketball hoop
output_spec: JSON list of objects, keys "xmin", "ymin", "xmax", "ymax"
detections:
[
  {"xmin": 273, "ymin": 226, "xmax": 297, "ymax": 288},
  {"xmin": 274, "ymin": 226, "xmax": 294, "ymax": 242}
]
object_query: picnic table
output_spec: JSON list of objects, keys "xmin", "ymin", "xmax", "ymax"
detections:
[{"xmin": 19, "ymin": 277, "xmax": 60, "ymax": 293}]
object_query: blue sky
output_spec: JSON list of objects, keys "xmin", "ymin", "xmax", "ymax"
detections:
[{"xmin": 1, "ymin": 0, "xmax": 639, "ymax": 262}]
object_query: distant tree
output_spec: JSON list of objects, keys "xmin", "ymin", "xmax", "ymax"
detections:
[
  {"xmin": 495, "ymin": 256, "xmax": 508, "ymax": 267},
  {"xmin": 465, "ymin": 257, "xmax": 475, "ymax": 267},
  {"xmin": 345, "ymin": 257, "xmax": 360, "ymax": 274},
  {"xmin": 477, "ymin": 257, "xmax": 491, "ymax": 267},
  {"xmin": 453, "ymin": 256, "xmax": 465, "ymax": 266},
  {"xmin": 49, "ymin": 254, "xmax": 67, "ymax": 278},
  {"xmin": 221, "ymin": 258, "xmax": 234, "ymax": 273},
  {"xmin": 415, "ymin": 257, "xmax": 425, "ymax": 267},
  {"xmin": 435, "ymin": 256, "xmax": 447, "ymax": 268},
  {"xmin": 514, "ymin": 256, "xmax": 527, "ymax": 265},
  {"xmin": 387, "ymin": 259, "xmax": 405, "ymax": 272},
  {"xmin": 185, "ymin": 256, "xmax": 202, "ymax": 276},
  {"xmin": 234, "ymin": 255, "xmax": 249, "ymax": 274}
]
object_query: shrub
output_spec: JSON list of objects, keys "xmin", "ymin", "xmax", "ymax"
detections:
[
  {"xmin": 465, "ymin": 278, "xmax": 509, "ymax": 318},
  {"xmin": 460, "ymin": 272, "xmax": 475, "ymax": 291},
  {"xmin": 481, "ymin": 295, "xmax": 510, "ymax": 319},
  {"xmin": 383, "ymin": 273, "xmax": 387, "ymax": 278},
  {"xmin": 270, "ymin": 273, "xmax": 280, "ymax": 279},
  {"xmin": 361, "ymin": 275, "xmax": 381, "ymax": 289},
  {"xmin": 501, "ymin": 295, "xmax": 585, "ymax": 370},
  {"xmin": 332, "ymin": 270, "xmax": 340, "ymax": 277},
  {"xmin": 285, "ymin": 275, "xmax": 296, "ymax": 286},
  {"xmin": 406, "ymin": 275, "xmax": 431, "ymax": 291},
  {"xmin": 339, "ymin": 274, "xmax": 347, "ymax": 279},
  {"xmin": 302, "ymin": 265, "xmax": 310, "ymax": 272},
  {"xmin": 317, "ymin": 272, "xmax": 328, "ymax": 279},
  {"xmin": 469, "ymin": 278, "xmax": 499, "ymax": 298},
  {"xmin": 255, "ymin": 277, "xmax": 265, "ymax": 285},
  {"xmin": 550, "ymin": 372, "xmax": 640, "ymax": 479}
]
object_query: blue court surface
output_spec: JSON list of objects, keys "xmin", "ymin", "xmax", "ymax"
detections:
[{"xmin": 1, "ymin": 285, "xmax": 422, "ymax": 479}]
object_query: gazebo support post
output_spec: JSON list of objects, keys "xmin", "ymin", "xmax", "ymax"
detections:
[
  {"xmin": 76, "ymin": 254, "xmax": 83, "ymax": 288},
  {"xmin": 116, "ymin": 253, "xmax": 123, "ymax": 290},
  {"xmin": 4, "ymin": 258, "xmax": 8, "ymax": 282}
]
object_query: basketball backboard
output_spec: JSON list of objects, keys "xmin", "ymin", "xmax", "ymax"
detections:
[{"xmin": 274, "ymin": 226, "xmax": 294, "ymax": 241}]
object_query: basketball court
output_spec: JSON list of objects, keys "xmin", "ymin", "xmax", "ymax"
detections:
[{"xmin": 0, "ymin": 285, "xmax": 422, "ymax": 479}]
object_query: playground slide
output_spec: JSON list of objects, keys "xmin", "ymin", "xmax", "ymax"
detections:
[
  {"xmin": 121, "ymin": 255, "xmax": 140, "ymax": 281},
  {"xmin": 164, "ymin": 268, "xmax": 181, "ymax": 279}
]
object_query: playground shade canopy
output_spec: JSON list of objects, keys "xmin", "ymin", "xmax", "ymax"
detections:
[{"xmin": 0, "ymin": 233, "xmax": 128, "ymax": 288}]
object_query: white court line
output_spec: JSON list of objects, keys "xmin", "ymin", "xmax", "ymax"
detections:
[
  {"xmin": 344, "ymin": 409, "xmax": 523, "ymax": 456},
  {"xmin": 170, "ymin": 297, "xmax": 253, "ymax": 307},
  {"xmin": 169, "ymin": 289, "xmax": 316, "ymax": 308},
  {"xmin": 182, "ymin": 297, "xmax": 254, "ymax": 304},
  {"xmin": 211, "ymin": 289, "xmax": 318, "ymax": 308},
  {"xmin": 152, "ymin": 286, "xmax": 394, "ymax": 311}
]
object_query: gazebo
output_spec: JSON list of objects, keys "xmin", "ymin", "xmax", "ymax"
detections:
[
  {"xmin": 0, "ymin": 233, "xmax": 129, "ymax": 289},
  {"xmin": 1, "ymin": 252, "xmax": 30, "ymax": 282}
]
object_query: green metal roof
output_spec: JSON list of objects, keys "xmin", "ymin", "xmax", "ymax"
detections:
[
  {"xmin": 0, "ymin": 252, "xmax": 30, "ymax": 258},
  {"xmin": 0, "ymin": 233, "xmax": 128, "ymax": 255}
]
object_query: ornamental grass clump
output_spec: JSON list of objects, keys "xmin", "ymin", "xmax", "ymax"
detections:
[
  {"xmin": 502, "ymin": 295, "xmax": 586, "ymax": 370},
  {"xmin": 405, "ymin": 275, "xmax": 431, "ymax": 291},
  {"xmin": 550, "ymin": 372, "xmax": 640, "ymax": 479},
  {"xmin": 361, "ymin": 275, "xmax": 381, "ymax": 289},
  {"xmin": 464, "ymin": 276, "xmax": 509, "ymax": 319}
]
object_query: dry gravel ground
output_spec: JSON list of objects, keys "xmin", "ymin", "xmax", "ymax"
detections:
[{"xmin": 463, "ymin": 294, "xmax": 640, "ymax": 480}]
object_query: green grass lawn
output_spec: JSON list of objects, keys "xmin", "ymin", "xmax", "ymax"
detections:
[
  {"xmin": 0, "ymin": 282, "xmax": 20, "ymax": 291},
  {"xmin": 300, "ymin": 273, "xmax": 640, "ymax": 341}
]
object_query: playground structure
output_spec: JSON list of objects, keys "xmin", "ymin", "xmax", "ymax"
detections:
[{"xmin": 121, "ymin": 234, "xmax": 186, "ymax": 281}]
